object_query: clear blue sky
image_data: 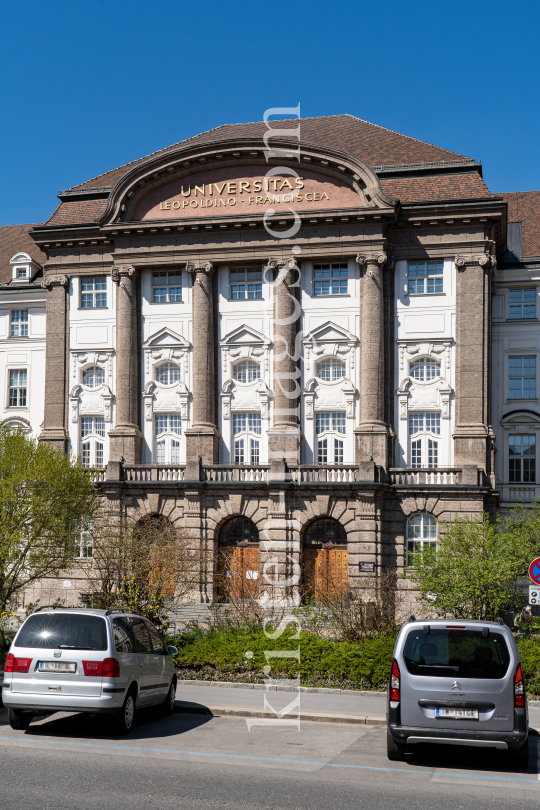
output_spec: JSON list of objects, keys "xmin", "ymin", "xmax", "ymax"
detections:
[{"xmin": 1, "ymin": 0, "xmax": 539, "ymax": 226}]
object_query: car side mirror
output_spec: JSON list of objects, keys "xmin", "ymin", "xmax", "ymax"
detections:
[{"xmin": 167, "ymin": 646, "xmax": 178, "ymax": 657}]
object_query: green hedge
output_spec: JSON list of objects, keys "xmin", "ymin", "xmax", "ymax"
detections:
[{"xmin": 169, "ymin": 626, "xmax": 540, "ymax": 696}]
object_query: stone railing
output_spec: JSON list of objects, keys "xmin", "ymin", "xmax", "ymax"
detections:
[
  {"xmin": 89, "ymin": 468, "xmax": 106, "ymax": 482},
  {"xmin": 289, "ymin": 465, "xmax": 358, "ymax": 483},
  {"xmin": 123, "ymin": 465, "xmax": 186, "ymax": 482},
  {"xmin": 204, "ymin": 465, "xmax": 269, "ymax": 482},
  {"xmin": 389, "ymin": 468, "xmax": 461, "ymax": 486},
  {"xmin": 501, "ymin": 485, "xmax": 538, "ymax": 504}
]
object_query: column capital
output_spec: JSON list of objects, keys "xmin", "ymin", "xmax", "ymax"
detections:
[
  {"xmin": 355, "ymin": 252, "xmax": 387, "ymax": 268},
  {"xmin": 454, "ymin": 254, "xmax": 493, "ymax": 271},
  {"xmin": 111, "ymin": 265, "xmax": 137, "ymax": 284},
  {"xmin": 185, "ymin": 260, "xmax": 214, "ymax": 276},
  {"xmin": 41, "ymin": 274, "xmax": 69, "ymax": 289},
  {"xmin": 266, "ymin": 256, "xmax": 297, "ymax": 270}
]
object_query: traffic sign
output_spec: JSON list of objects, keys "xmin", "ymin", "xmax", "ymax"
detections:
[
  {"xmin": 528, "ymin": 558, "xmax": 540, "ymax": 584},
  {"xmin": 529, "ymin": 586, "xmax": 539, "ymax": 606}
]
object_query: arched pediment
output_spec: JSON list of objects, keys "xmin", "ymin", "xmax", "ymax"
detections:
[
  {"xmin": 10, "ymin": 252, "xmax": 32, "ymax": 264},
  {"xmin": 501, "ymin": 409, "xmax": 540, "ymax": 426},
  {"xmin": 97, "ymin": 137, "xmax": 398, "ymax": 226}
]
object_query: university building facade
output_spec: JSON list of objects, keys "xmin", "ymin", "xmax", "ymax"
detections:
[{"xmin": 1, "ymin": 114, "xmax": 539, "ymax": 606}]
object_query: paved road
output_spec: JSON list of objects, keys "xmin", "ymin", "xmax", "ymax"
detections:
[{"xmin": 1, "ymin": 699, "xmax": 539, "ymax": 810}]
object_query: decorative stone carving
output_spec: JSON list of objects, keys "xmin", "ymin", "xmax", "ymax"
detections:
[
  {"xmin": 355, "ymin": 252, "xmax": 388, "ymax": 268},
  {"xmin": 111, "ymin": 265, "xmax": 136, "ymax": 283},
  {"xmin": 454, "ymin": 254, "xmax": 493, "ymax": 271},
  {"xmin": 185, "ymin": 261, "xmax": 214, "ymax": 275},
  {"xmin": 220, "ymin": 379, "xmax": 235, "ymax": 420},
  {"xmin": 255, "ymin": 380, "xmax": 272, "ymax": 420},
  {"xmin": 41, "ymin": 274, "xmax": 68, "ymax": 289},
  {"xmin": 397, "ymin": 376, "xmax": 453, "ymax": 420},
  {"xmin": 143, "ymin": 381, "xmax": 156, "ymax": 421},
  {"xmin": 70, "ymin": 385, "xmax": 82, "ymax": 422}
]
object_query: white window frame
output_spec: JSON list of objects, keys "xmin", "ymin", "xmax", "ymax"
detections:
[
  {"xmin": 406, "ymin": 513, "xmax": 437, "ymax": 566},
  {"xmin": 155, "ymin": 362, "xmax": 181, "ymax": 385},
  {"xmin": 508, "ymin": 288, "xmax": 536, "ymax": 320},
  {"xmin": 409, "ymin": 357, "xmax": 441, "ymax": 382},
  {"xmin": 315, "ymin": 411, "xmax": 346, "ymax": 464},
  {"xmin": 229, "ymin": 267, "xmax": 263, "ymax": 300},
  {"xmin": 82, "ymin": 366, "xmax": 106, "ymax": 388},
  {"xmin": 233, "ymin": 361, "xmax": 261, "ymax": 384},
  {"xmin": 152, "ymin": 271, "xmax": 182, "ymax": 303},
  {"xmin": 407, "ymin": 260, "xmax": 443, "ymax": 295},
  {"xmin": 316, "ymin": 358, "xmax": 346, "ymax": 382},
  {"xmin": 8, "ymin": 369, "xmax": 27, "ymax": 408},
  {"xmin": 313, "ymin": 263, "xmax": 348, "ymax": 296},
  {"xmin": 233, "ymin": 412, "xmax": 262, "ymax": 464},
  {"xmin": 408, "ymin": 412, "xmax": 441, "ymax": 469},
  {"xmin": 80, "ymin": 277, "xmax": 107, "ymax": 309},
  {"xmin": 509, "ymin": 356, "xmax": 536, "ymax": 400},
  {"xmin": 75, "ymin": 525, "xmax": 93, "ymax": 559},
  {"xmin": 10, "ymin": 310, "xmax": 28, "ymax": 337},
  {"xmin": 509, "ymin": 433, "xmax": 536, "ymax": 484},
  {"xmin": 154, "ymin": 414, "xmax": 182, "ymax": 464},
  {"xmin": 81, "ymin": 417, "xmax": 106, "ymax": 468}
]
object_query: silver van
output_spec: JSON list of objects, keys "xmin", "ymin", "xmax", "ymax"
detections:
[
  {"xmin": 2, "ymin": 607, "xmax": 178, "ymax": 734},
  {"xmin": 387, "ymin": 619, "xmax": 528, "ymax": 766}
]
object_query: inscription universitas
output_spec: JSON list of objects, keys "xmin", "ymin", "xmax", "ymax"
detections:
[{"xmin": 157, "ymin": 177, "xmax": 331, "ymax": 210}]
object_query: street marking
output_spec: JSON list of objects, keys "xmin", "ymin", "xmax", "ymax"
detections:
[{"xmin": 0, "ymin": 736, "xmax": 536, "ymax": 784}]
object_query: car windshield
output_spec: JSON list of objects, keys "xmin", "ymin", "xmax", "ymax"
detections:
[
  {"xmin": 403, "ymin": 628, "xmax": 511, "ymax": 679},
  {"xmin": 14, "ymin": 613, "xmax": 107, "ymax": 651}
]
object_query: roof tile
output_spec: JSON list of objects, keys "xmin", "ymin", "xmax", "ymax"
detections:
[{"xmin": 500, "ymin": 190, "xmax": 540, "ymax": 258}]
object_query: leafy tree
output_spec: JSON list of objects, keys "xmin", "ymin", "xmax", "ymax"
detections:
[
  {"xmin": 406, "ymin": 511, "xmax": 535, "ymax": 621},
  {"xmin": 0, "ymin": 427, "xmax": 99, "ymax": 612}
]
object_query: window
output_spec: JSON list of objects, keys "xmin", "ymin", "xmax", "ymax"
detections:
[
  {"xmin": 233, "ymin": 412, "xmax": 261, "ymax": 464},
  {"xmin": 406, "ymin": 513, "xmax": 437, "ymax": 566},
  {"xmin": 313, "ymin": 263, "xmax": 348, "ymax": 296},
  {"xmin": 81, "ymin": 417, "xmax": 105, "ymax": 468},
  {"xmin": 8, "ymin": 370, "xmax": 27, "ymax": 407},
  {"xmin": 409, "ymin": 413, "xmax": 440, "ymax": 468},
  {"xmin": 316, "ymin": 411, "xmax": 346, "ymax": 464},
  {"xmin": 509, "ymin": 434, "xmax": 536, "ymax": 483},
  {"xmin": 81, "ymin": 277, "xmax": 107, "ymax": 308},
  {"xmin": 509, "ymin": 289, "xmax": 536, "ymax": 320},
  {"xmin": 75, "ymin": 524, "xmax": 93, "ymax": 559},
  {"xmin": 304, "ymin": 518, "xmax": 347, "ymax": 546},
  {"xmin": 407, "ymin": 261, "xmax": 443, "ymax": 295},
  {"xmin": 233, "ymin": 361, "xmax": 260, "ymax": 383},
  {"xmin": 410, "ymin": 358, "xmax": 441, "ymax": 382},
  {"xmin": 230, "ymin": 268, "xmax": 262, "ymax": 300},
  {"xmin": 152, "ymin": 271, "xmax": 182, "ymax": 303},
  {"xmin": 17, "ymin": 268, "xmax": 27, "ymax": 279},
  {"xmin": 316, "ymin": 358, "xmax": 346, "ymax": 381},
  {"xmin": 10, "ymin": 310, "xmax": 28, "ymax": 337},
  {"xmin": 219, "ymin": 516, "xmax": 259, "ymax": 546},
  {"xmin": 82, "ymin": 366, "xmax": 105, "ymax": 388},
  {"xmin": 154, "ymin": 414, "xmax": 181, "ymax": 464},
  {"xmin": 156, "ymin": 363, "xmax": 181, "ymax": 385},
  {"xmin": 509, "ymin": 356, "xmax": 536, "ymax": 399}
]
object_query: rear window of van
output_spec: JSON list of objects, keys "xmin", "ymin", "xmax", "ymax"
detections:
[
  {"xmin": 15, "ymin": 613, "xmax": 107, "ymax": 651},
  {"xmin": 403, "ymin": 628, "xmax": 510, "ymax": 679}
]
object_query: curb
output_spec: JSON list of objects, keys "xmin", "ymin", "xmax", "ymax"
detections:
[
  {"xmin": 175, "ymin": 702, "xmax": 386, "ymax": 725},
  {"xmin": 178, "ymin": 679, "xmax": 387, "ymax": 697}
]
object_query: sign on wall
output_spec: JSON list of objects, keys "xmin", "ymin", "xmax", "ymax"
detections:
[{"xmin": 133, "ymin": 165, "xmax": 361, "ymax": 220}]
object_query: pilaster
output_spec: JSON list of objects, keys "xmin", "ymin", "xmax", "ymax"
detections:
[
  {"xmin": 39, "ymin": 274, "xmax": 69, "ymax": 450},
  {"xmin": 184, "ymin": 260, "xmax": 220, "ymax": 463},
  {"xmin": 108, "ymin": 265, "xmax": 142, "ymax": 463}
]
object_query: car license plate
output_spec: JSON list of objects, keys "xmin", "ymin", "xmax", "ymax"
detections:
[
  {"xmin": 38, "ymin": 661, "xmax": 76, "ymax": 673},
  {"xmin": 436, "ymin": 708, "xmax": 478, "ymax": 720}
]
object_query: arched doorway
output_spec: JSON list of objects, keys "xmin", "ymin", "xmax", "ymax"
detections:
[
  {"xmin": 216, "ymin": 517, "xmax": 260, "ymax": 600},
  {"xmin": 303, "ymin": 518, "xmax": 347, "ymax": 600}
]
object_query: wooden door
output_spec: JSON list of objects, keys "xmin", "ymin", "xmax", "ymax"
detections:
[
  {"xmin": 303, "ymin": 547, "xmax": 348, "ymax": 600},
  {"xmin": 217, "ymin": 546, "xmax": 260, "ymax": 599}
]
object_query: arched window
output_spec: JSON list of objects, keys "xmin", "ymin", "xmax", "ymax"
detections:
[
  {"xmin": 81, "ymin": 416, "xmax": 105, "ymax": 468},
  {"xmin": 155, "ymin": 414, "xmax": 182, "ymax": 464},
  {"xmin": 317, "ymin": 358, "xmax": 345, "ymax": 381},
  {"xmin": 408, "ymin": 412, "xmax": 441, "ymax": 468},
  {"xmin": 410, "ymin": 358, "xmax": 440, "ymax": 382},
  {"xmin": 303, "ymin": 518, "xmax": 347, "ymax": 600},
  {"xmin": 406, "ymin": 513, "xmax": 437, "ymax": 566},
  {"xmin": 82, "ymin": 366, "xmax": 105, "ymax": 388},
  {"xmin": 217, "ymin": 517, "xmax": 260, "ymax": 600},
  {"xmin": 233, "ymin": 413, "xmax": 261, "ymax": 464},
  {"xmin": 315, "ymin": 412, "xmax": 346, "ymax": 464},
  {"xmin": 156, "ymin": 363, "xmax": 181, "ymax": 385},
  {"xmin": 233, "ymin": 361, "xmax": 260, "ymax": 383}
]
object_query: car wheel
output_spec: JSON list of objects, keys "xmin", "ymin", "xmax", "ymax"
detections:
[
  {"xmin": 161, "ymin": 679, "xmax": 176, "ymax": 716},
  {"xmin": 507, "ymin": 739, "xmax": 529, "ymax": 768},
  {"xmin": 113, "ymin": 690, "xmax": 136, "ymax": 735},
  {"xmin": 387, "ymin": 729, "xmax": 406, "ymax": 761},
  {"xmin": 8, "ymin": 709, "xmax": 32, "ymax": 731}
]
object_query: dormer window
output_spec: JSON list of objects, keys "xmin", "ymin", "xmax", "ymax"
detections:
[
  {"xmin": 10, "ymin": 252, "xmax": 40, "ymax": 283},
  {"xmin": 16, "ymin": 267, "xmax": 28, "ymax": 279}
]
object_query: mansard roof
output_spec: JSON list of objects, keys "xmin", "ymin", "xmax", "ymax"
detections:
[
  {"xmin": 65, "ymin": 114, "xmax": 476, "ymax": 193},
  {"xmin": 500, "ymin": 190, "xmax": 540, "ymax": 258},
  {"xmin": 0, "ymin": 223, "xmax": 46, "ymax": 284}
]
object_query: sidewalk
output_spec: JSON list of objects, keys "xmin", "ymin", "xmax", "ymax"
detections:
[{"xmin": 174, "ymin": 681, "xmax": 540, "ymax": 728}]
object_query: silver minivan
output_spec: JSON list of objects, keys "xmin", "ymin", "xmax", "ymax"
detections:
[
  {"xmin": 387, "ymin": 619, "xmax": 528, "ymax": 766},
  {"xmin": 2, "ymin": 607, "xmax": 178, "ymax": 734}
]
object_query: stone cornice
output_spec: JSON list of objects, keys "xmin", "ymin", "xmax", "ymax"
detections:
[
  {"xmin": 41, "ymin": 274, "xmax": 69, "ymax": 289},
  {"xmin": 185, "ymin": 261, "xmax": 214, "ymax": 276}
]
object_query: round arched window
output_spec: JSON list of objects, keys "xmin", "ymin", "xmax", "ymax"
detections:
[
  {"xmin": 316, "ymin": 358, "xmax": 345, "ymax": 382},
  {"xmin": 304, "ymin": 518, "xmax": 347, "ymax": 547},
  {"xmin": 82, "ymin": 366, "xmax": 105, "ymax": 388},
  {"xmin": 156, "ymin": 363, "xmax": 181, "ymax": 385},
  {"xmin": 233, "ymin": 361, "xmax": 260, "ymax": 383},
  {"xmin": 406, "ymin": 513, "xmax": 437, "ymax": 565},
  {"xmin": 219, "ymin": 516, "xmax": 259, "ymax": 546},
  {"xmin": 410, "ymin": 358, "xmax": 440, "ymax": 382}
]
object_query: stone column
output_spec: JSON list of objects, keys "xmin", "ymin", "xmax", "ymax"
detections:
[
  {"xmin": 267, "ymin": 257, "xmax": 301, "ymax": 468},
  {"xmin": 184, "ymin": 261, "xmax": 219, "ymax": 464},
  {"xmin": 355, "ymin": 252, "xmax": 389, "ymax": 469},
  {"xmin": 108, "ymin": 265, "xmax": 142, "ymax": 463},
  {"xmin": 39, "ymin": 274, "xmax": 69, "ymax": 450},
  {"xmin": 453, "ymin": 253, "xmax": 493, "ymax": 472}
]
